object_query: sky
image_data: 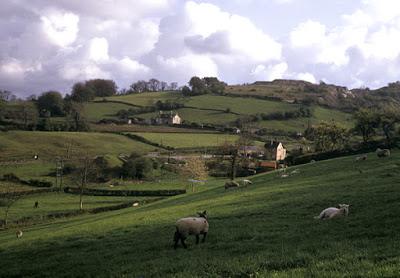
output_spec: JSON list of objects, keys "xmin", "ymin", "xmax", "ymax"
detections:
[{"xmin": 2, "ymin": 0, "xmax": 400, "ymax": 97}]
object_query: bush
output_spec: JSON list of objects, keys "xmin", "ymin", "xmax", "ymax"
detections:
[{"xmin": 28, "ymin": 179, "xmax": 53, "ymax": 187}]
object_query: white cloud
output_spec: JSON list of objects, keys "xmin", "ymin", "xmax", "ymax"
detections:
[
  {"xmin": 89, "ymin": 37, "xmax": 109, "ymax": 62},
  {"xmin": 41, "ymin": 11, "xmax": 79, "ymax": 47},
  {"xmin": 296, "ymin": 72, "xmax": 316, "ymax": 83},
  {"xmin": 251, "ymin": 62, "xmax": 288, "ymax": 81}
]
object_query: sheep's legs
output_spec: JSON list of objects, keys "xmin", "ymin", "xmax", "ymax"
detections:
[
  {"xmin": 180, "ymin": 237, "xmax": 187, "ymax": 249},
  {"xmin": 196, "ymin": 235, "xmax": 200, "ymax": 244},
  {"xmin": 173, "ymin": 231, "xmax": 180, "ymax": 249},
  {"xmin": 202, "ymin": 232, "xmax": 207, "ymax": 243}
]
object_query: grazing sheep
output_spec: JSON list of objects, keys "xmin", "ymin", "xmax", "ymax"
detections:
[
  {"xmin": 242, "ymin": 179, "xmax": 252, "ymax": 186},
  {"xmin": 376, "ymin": 148, "xmax": 390, "ymax": 158},
  {"xmin": 224, "ymin": 181, "xmax": 240, "ymax": 190},
  {"xmin": 132, "ymin": 202, "xmax": 139, "ymax": 207},
  {"xmin": 314, "ymin": 204, "xmax": 350, "ymax": 220},
  {"xmin": 355, "ymin": 154, "xmax": 367, "ymax": 161},
  {"xmin": 281, "ymin": 174, "xmax": 289, "ymax": 178},
  {"xmin": 16, "ymin": 230, "xmax": 23, "ymax": 238},
  {"xmin": 174, "ymin": 211, "xmax": 209, "ymax": 249}
]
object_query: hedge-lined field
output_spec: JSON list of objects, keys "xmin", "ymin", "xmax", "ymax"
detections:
[
  {"xmin": 1, "ymin": 151, "xmax": 398, "ymax": 277},
  {"xmin": 83, "ymin": 102, "xmax": 133, "ymax": 122},
  {"xmin": 0, "ymin": 131, "xmax": 157, "ymax": 161},
  {"xmin": 130, "ymin": 132, "xmax": 240, "ymax": 149}
]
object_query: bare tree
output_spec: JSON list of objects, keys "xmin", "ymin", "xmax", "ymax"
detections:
[
  {"xmin": 0, "ymin": 184, "xmax": 22, "ymax": 227},
  {"xmin": 70, "ymin": 156, "xmax": 96, "ymax": 210},
  {"xmin": 180, "ymin": 157, "xmax": 208, "ymax": 192}
]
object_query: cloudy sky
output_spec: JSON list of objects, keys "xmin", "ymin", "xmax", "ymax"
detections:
[{"xmin": 2, "ymin": 0, "xmax": 400, "ymax": 97}]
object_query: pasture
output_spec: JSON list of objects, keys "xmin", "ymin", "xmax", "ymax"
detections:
[
  {"xmin": 0, "ymin": 131, "xmax": 157, "ymax": 162},
  {"xmin": 131, "ymin": 132, "xmax": 240, "ymax": 149},
  {"xmin": 83, "ymin": 102, "xmax": 133, "ymax": 122},
  {"xmin": 0, "ymin": 150, "xmax": 399, "ymax": 277}
]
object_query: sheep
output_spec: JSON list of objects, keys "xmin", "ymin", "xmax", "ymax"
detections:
[
  {"xmin": 376, "ymin": 148, "xmax": 390, "ymax": 158},
  {"xmin": 290, "ymin": 169, "xmax": 300, "ymax": 175},
  {"xmin": 242, "ymin": 179, "xmax": 252, "ymax": 186},
  {"xmin": 314, "ymin": 204, "xmax": 350, "ymax": 220},
  {"xmin": 132, "ymin": 202, "xmax": 139, "ymax": 207},
  {"xmin": 174, "ymin": 211, "xmax": 209, "ymax": 249},
  {"xmin": 224, "ymin": 181, "xmax": 240, "ymax": 190},
  {"xmin": 281, "ymin": 174, "xmax": 289, "ymax": 178},
  {"xmin": 16, "ymin": 230, "xmax": 23, "ymax": 238},
  {"xmin": 355, "ymin": 154, "xmax": 367, "ymax": 161}
]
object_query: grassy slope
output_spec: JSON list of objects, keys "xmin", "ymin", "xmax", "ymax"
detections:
[
  {"xmin": 0, "ymin": 131, "xmax": 157, "ymax": 161},
  {"xmin": 0, "ymin": 151, "xmax": 399, "ymax": 277},
  {"xmin": 83, "ymin": 102, "xmax": 133, "ymax": 122},
  {"xmin": 132, "ymin": 132, "xmax": 240, "ymax": 148},
  {"xmin": 104, "ymin": 91, "xmax": 183, "ymax": 107}
]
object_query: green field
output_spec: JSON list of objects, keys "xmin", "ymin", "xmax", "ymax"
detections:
[
  {"xmin": 104, "ymin": 91, "xmax": 183, "ymax": 107},
  {"xmin": 131, "ymin": 132, "xmax": 240, "ymax": 149},
  {"xmin": 0, "ymin": 150, "xmax": 399, "ymax": 277},
  {"xmin": 0, "ymin": 131, "xmax": 157, "ymax": 162},
  {"xmin": 258, "ymin": 106, "xmax": 354, "ymax": 132},
  {"xmin": 186, "ymin": 94, "xmax": 299, "ymax": 115},
  {"xmin": 83, "ymin": 102, "xmax": 133, "ymax": 122}
]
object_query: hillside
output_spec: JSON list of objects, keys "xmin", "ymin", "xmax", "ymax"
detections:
[{"xmin": 0, "ymin": 151, "xmax": 399, "ymax": 277}]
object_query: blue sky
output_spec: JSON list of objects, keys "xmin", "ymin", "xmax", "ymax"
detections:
[{"xmin": 1, "ymin": 0, "xmax": 400, "ymax": 96}]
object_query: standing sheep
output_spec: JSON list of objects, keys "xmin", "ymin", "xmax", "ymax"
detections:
[
  {"xmin": 174, "ymin": 211, "xmax": 209, "ymax": 249},
  {"xmin": 376, "ymin": 148, "xmax": 390, "ymax": 158},
  {"xmin": 314, "ymin": 204, "xmax": 350, "ymax": 220},
  {"xmin": 16, "ymin": 230, "xmax": 23, "ymax": 238},
  {"xmin": 224, "ymin": 181, "xmax": 240, "ymax": 190},
  {"xmin": 242, "ymin": 179, "xmax": 252, "ymax": 186}
]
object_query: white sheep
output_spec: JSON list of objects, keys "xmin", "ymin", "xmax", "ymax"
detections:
[
  {"xmin": 242, "ymin": 179, "xmax": 252, "ymax": 186},
  {"xmin": 314, "ymin": 204, "xmax": 350, "ymax": 220},
  {"xmin": 376, "ymin": 148, "xmax": 390, "ymax": 158},
  {"xmin": 16, "ymin": 230, "xmax": 23, "ymax": 238},
  {"xmin": 174, "ymin": 211, "xmax": 209, "ymax": 249},
  {"xmin": 355, "ymin": 154, "xmax": 367, "ymax": 161},
  {"xmin": 224, "ymin": 181, "xmax": 240, "ymax": 190}
]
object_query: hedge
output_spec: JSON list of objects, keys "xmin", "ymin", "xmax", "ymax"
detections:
[{"xmin": 64, "ymin": 187, "xmax": 186, "ymax": 197}]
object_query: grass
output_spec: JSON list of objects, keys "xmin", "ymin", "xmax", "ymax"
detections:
[
  {"xmin": 0, "ymin": 150, "xmax": 399, "ymax": 277},
  {"xmin": 131, "ymin": 132, "xmax": 240, "ymax": 149},
  {"xmin": 0, "ymin": 131, "xmax": 158, "ymax": 162},
  {"xmin": 103, "ymin": 91, "xmax": 183, "ymax": 107},
  {"xmin": 2, "ymin": 192, "xmax": 154, "ymax": 223},
  {"xmin": 83, "ymin": 102, "xmax": 133, "ymax": 122}
]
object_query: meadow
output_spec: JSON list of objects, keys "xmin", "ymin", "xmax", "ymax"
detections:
[
  {"xmin": 131, "ymin": 132, "xmax": 240, "ymax": 149},
  {"xmin": 83, "ymin": 102, "xmax": 133, "ymax": 122},
  {"xmin": 0, "ymin": 131, "xmax": 158, "ymax": 162},
  {"xmin": 0, "ymin": 150, "xmax": 399, "ymax": 277}
]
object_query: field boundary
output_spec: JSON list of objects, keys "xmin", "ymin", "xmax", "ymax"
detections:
[{"xmin": 64, "ymin": 187, "xmax": 186, "ymax": 197}]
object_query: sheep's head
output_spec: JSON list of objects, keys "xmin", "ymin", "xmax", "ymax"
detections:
[
  {"xmin": 197, "ymin": 210, "xmax": 208, "ymax": 220},
  {"xmin": 338, "ymin": 204, "xmax": 350, "ymax": 215}
]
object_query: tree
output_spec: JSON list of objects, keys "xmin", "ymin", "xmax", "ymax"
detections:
[
  {"xmin": 148, "ymin": 78, "xmax": 160, "ymax": 92},
  {"xmin": 37, "ymin": 91, "xmax": 64, "ymax": 116},
  {"xmin": 181, "ymin": 157, "xmax": 208, "ymax": 192},
  {"xmin": 160, "ymin": 81, "xmax": 168, "ymax": 91},
  {"xmin": 70, "ymin": 156, "xmax": 96, "ymax": 210},
  {"xmin": 181, "ymin": 85, "xmax": 191, "ymax": 96},
  {"xmin": 203, "ymin": 77, "xmax": 225, "ymax": 94},
  {"xmin": 130, "ymin": 80, "xmax": 148, "ymax": 93},
  {"xmin": 309, "ymin": 122, "xmax": 349, "ymax": 152},
  {"xmin": 189, "ymin": 76, "xmax": 206, "ymax": 95},
  {"xmin": 354, "ymin": 109, "xmax": 380, "ymax": 143},
  {"xmin": 378, "ymin": 109, "xmax": 399, "ymax": 143},
  {"xmin": 85, "ymin": 79, "xmax": 117, "ymax": 97},
  {"xmin": 64, "ymin": 101, "xmax": 89, "ymax": 131},
  {"xmin": 121, "ymin": 153, "xmax": 154, "ymax": 179},
  {"xmin": 71, "ymin": 82, "xmax": 95, "ymax": 102},
  {"xmin": 0, "ymin": 90, "xmax": 15, "ymax": 102},
  {"xmin": 0, "ymin": 181, "xmax": 22, "ymax": 227},
  {"xmin": 170, "ymin": 82, "xmax": 178, "ymax": 91}
]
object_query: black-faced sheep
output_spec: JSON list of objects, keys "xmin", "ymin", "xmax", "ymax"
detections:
[
  {"xmin": 16, "ymin": 230, "xmax": 23, "ymax": 238},
  {"xmin": 376, "ymin": 148, "xmax": 390, "ymax": 158},
  {"xmin": 224, "ymin": 181, "xmax": 240, "ymax": 190},
  {"xmin": 174, "ymin": 211, "xmax": 209, "ymax": 249},
  {"xmin": 314, "ymin": 204, "xmax": 350, "ymax": 220}
]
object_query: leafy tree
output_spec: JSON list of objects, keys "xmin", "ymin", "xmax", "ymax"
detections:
[
  {"xmin": 181, "ymin": 85, "xmax": 191, "ymax": 96},
  {"xmin": 189, "ymin": 76, "xmax": 206, "ymax": 95},
  {"xmin": 308, "ymin": 122, "xmax": 349, "ymax": 152},
  {"xmin": 64, "ymin": 101, "xmax": 89, "ymax": 131},
  {"xmin": 354, "ymin": 109, "xmax": 380, "ymax": 143},
  {"xmin": 203, "ymin": 77, "xmax": 225, "ymax": 94},
  {"xmin": 37, "ymin": 91, "xmax": 64, "ymax": 116},
  {"xmin": 378, "ymin": 109, "xmax": 399, "ymax": 143},
  {"xmin": 71, "ymin": 82, "xmax": 95, "ymax": 102},
  {"xmin": 121, "ymin": 155, "xmax": 153, "ymax": 179},
  {"xmin": 85, "ymin": 79, "xmax": 117, "ymax": 97}
]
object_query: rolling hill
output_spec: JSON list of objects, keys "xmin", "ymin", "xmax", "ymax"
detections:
[{"xmin": 0, "ymin": 151, "xmax": 399, "ymax": 277}]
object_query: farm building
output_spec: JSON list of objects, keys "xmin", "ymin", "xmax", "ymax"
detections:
[
  {"xmin": 265, "ymin": 141, "xmax": 287, "ymax": 161},
  {"xmin": 154, "ymin": 111, "xmax": 182, "ymax": 125},
  {"xmin": 239, "ymin": 145, "xmax": 264, "ymax": 158}
]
